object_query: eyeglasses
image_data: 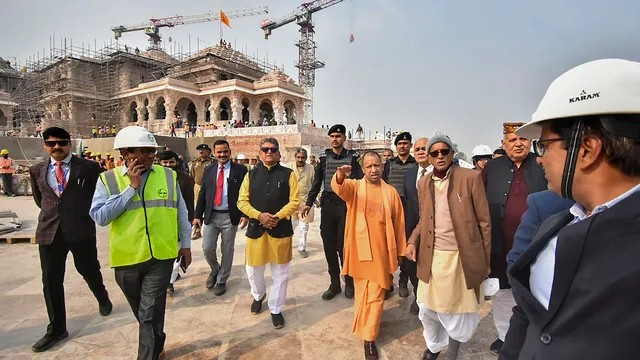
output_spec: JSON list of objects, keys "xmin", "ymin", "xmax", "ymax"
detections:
[
  {"xmin": 532, "ymin": 138, "xmax": 564, "ymax": 157},
  {"xmin": 260, "ymin": 146, "xmax": 279, "ymax": 154},
  {"xmin": 138, "ymin": 148, "xmax": 158, "ymax": 156},
  {"xmin": 44, "ymin": 140, "xmax": 70, "ymax": 147},
  {"xmin": 414, "ymin": 147, "xmax": 427, "ymax": 152},
  {"xmin": 428, "ymin": 149, "xmax": 452, "ymax": 157}
]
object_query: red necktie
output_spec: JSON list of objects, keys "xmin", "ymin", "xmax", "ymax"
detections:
[
  {"xmin": 214, "ymin": 166, "xmax": 224, "ymax": 206},
  {"xmin": 55, "ymin": 161, "xmax": 66, "ymax": 193}
]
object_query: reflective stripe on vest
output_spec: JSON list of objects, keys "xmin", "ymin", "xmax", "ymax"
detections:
[{"xmin": 100, "ymin": 165, "xmax": 179, "ymax": 267}]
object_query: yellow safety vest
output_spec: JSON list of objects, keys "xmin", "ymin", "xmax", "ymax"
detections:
[{"xmin": 100, "ymin": 165, "xmax": 179, "ymax": 267}]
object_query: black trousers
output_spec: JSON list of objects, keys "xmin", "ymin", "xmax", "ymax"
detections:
[
  {"xmin": 399, "ymin": 257, "xmax": 419, "ymax": 298},
  {"xmin": 115, "ymin": 258, "xmax": 173, "ymax": 360},
  {"xmin": 1, "ymin": 173, "xmax": 14, "ymax": 195},
  {"xmin": 38, "ymin": 229, "xmax": 109, "ymax": 335},
  {"xmin": 320, "ymin": 196, "xmax": 352, "ymax": 285}
]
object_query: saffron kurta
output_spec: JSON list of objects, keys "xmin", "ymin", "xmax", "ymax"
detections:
[
  {"xmin": 237, "ymin": 169, "xmax": 300, "ymax": 266},
  {"xmin": 331, "ymin": 174, "xmax": 407, "ymax": 341}
]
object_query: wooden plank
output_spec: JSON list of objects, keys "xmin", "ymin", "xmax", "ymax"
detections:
[{"xmin": 0, "ymin": 233, "xmax": 36, "ymax": 244}]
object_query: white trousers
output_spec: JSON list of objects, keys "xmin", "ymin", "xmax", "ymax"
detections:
[
  {"xmin": 291, "ymin": 219, "xmax": 310, "ymax": 251},
  {"xmin": 417, "ymin": 302, "xmax": 479, "ymax": 354},
  {"xmin": 246, "ymin": 262, "xmax": 290, "ymax": 314},
  {"xmin": 492, "ymin": 289, "xmax": 516, "ymax": 341}
]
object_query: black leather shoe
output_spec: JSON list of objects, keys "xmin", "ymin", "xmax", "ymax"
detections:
[
  {"xmin": 212, "ymin": 283, "xmax": 226, "ymax": 296},
  {"xmin": 322, "ymin": 284, "xmax": 342, "ymax": 300},
  {"xmin": 206, "ymin": 270, "xmax": 218, "ymax": 289},
  {"xmin": 251, "ymin": 293, "xmax": 266, "ymax": 314},
  {"xmin": 398, "ymin": 281, "xmax": 410, "ymax": 298},
  {"xmin": 384, "ymin": 285, "xmax": 395, "ymax": 300},
  {"xmin": 32, "ymin": 331, "xmax": 69, "ymax": 352},
  {"xmin": 410, "ymin": 300, "xmax": 419, "ymax": 315},
  {"xmin": 99, "ymin": 299, "xmax": 113, "ymax": 316},
  {"xmin": 364, "ymin": 341, "xmax": 379, "ymax": 360},
  {"xmin": 490, "ymin": 339, "xmax": 503, "ymax": 356},
  {"xmin": 344, "ymin": 284, "xmax": 355, "ymax": 299},
  {"xmin": 422, "ymin": 349, "xmax": 440, "ymax": 360},
  {"xmin": 271, "ymin": 312, "xmax": 285, "ymax": 329}
]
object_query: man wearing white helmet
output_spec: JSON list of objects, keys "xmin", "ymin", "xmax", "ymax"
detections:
[
  {"xmin": 500, "ymin": 59, "xmax": 640, "ymax": 360},
  {"xmin": 471, "ymin": 145, "xmax": 493, "ymax": 172},
  {"xmin": 90, "ymin": 126, "xmax": 192, "ymax": 360}
]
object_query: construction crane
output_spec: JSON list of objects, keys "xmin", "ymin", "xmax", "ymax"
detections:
[
  {"xmin": 111, "ymin": 6, "xmax": 269, "ymax": 50},
  {"xmin": 260, "ymin": 0, "xmax": 344, "ymax": 125}
]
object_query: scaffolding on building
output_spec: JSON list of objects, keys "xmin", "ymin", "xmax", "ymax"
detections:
[{"xmin": 9, "ymin": 38, "xmax": 282, "ymax": 136}]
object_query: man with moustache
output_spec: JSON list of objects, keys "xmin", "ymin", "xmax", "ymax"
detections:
[
  {"xmin": 401, "ymin": 137, "xmax": 430, "ymax": 315},
  {"xmin": 501, "ymin": 58, "xmax": 640, "ymax": 360},
  {"xmin": 157, "ymin": 150, "xmax": 195, "ymax": 293},
  {"xmin": 304, "ymin": 124, "xmax": 363, "ymax": 300},
  {"xmin": 237, "ymin": 137, "xmax": 300, "ymax": 328},
  {"xmin": 190, "ymin": 143, "xmax": 215, "ymax": 239},
  {"xmin": 194, "ymin": 139, "xmax": 248, "ymax": 295},
  {"xmin": 482, "ymin": 122, "xmax": 547, "ymax": 355},
  {"xmin": 90, "ymin": 126, "xmax": 191, "ymax": 360},
  {"xmin": 382, "ymin": 148, "xmax": 394, "ymax": 162},
  {"xmin": 382, "ymin": 132, "xmax": 416, "ymax": 298},
  {"xmin": 332, "ymin": 151, "xmax": 406, "ymax": 359},
  {"xmin": 406, "ymin": 134, "xmax": 491, "ymax": 360},
  {"xmin": 29, "ymin": 126, "xmax": 112, "ymax": 352},
  {"xmin": 288, "ymin": 148, "xmax": 316, "ymax": 258}
]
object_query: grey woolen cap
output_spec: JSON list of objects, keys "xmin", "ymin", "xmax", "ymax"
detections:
[{"xmin": 427, "ymin": 134, "xmax": 455, "ymax": 152}]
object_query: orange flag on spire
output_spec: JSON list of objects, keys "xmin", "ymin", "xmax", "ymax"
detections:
[{"xmin": 220, "ymin": 10, "xmax": 232, "ymax": 29}]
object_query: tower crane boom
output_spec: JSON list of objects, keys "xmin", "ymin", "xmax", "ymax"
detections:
[
  {"xmin": 112, "ymin": 6, "xmax": 269, "ymax": 50},
  {"xmin": 260, "ymin": 0, "xmax": 344, "ymax": 125}
]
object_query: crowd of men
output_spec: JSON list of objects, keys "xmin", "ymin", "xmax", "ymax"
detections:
[{"xmin": 24, "ymin": 58, "xmax": 640, "ymax": 360}]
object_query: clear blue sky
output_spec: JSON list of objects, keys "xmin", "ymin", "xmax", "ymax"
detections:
[{"xmin": 2, "ymin": 0, "xmax": 640, "ymax": 155}]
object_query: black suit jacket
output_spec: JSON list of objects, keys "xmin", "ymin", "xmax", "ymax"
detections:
[
  {"xmin": 195, "ymin": 161, "xmax": 247, "ymax": 226},
  {"xmin": 30, "ymin": 155, "xmax": 103, "ymax": 245},
  {"xmin": 403, "ymin": 165, "xmax": 421, "ymax": 238},
  {"xmin": 500, "ymin": 190, "xmax": 640, "ymax": 360}
]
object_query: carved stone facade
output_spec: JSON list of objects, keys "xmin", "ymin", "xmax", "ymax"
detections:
[{"xmin": 13, "ymin": 44, "xmax": 306, "ymax": 138}]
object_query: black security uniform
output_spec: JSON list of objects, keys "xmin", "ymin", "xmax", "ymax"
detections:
[{"xmin": 306, "ymin": 145, "xmax": 362, "ymax": 296}]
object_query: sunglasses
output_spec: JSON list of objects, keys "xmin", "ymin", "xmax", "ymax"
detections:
[
  {"xmin": 429, "ymin": 149, "xmax": 452, "ymax": 157},
  {"xmin": 260, "ymin": 146, "xmax": 279, "ymax": 154},
  {"xmin": 134, "ymin": 148, "xmax": 158, "ymax": 156},
  {"xmin": 44, "ymin": 140, "xmax": 70, "ymax": 147}
]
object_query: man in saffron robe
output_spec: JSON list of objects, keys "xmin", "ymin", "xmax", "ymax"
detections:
[{"xmin": 331, "ymin": 151, "xmax": 407, "ymax": 360}]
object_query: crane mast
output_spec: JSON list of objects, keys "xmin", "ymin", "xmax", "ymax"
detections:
[
  {"xmin": 112, "ymin": 6, "xmax": 269, "ymax": 50},
  {"xmin": 260, "ymin": 0, "xmax": 344, "ymax": 125}
]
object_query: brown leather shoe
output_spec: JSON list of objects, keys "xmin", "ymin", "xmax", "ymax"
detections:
[{"xmin": 364, "ymin": 341, "xmax": 378, "ymax": 360}]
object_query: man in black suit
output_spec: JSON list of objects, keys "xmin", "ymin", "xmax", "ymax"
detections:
[
  {"xmin": 29, "ymin": 126, "xmax": 112, "ymax": 353},
  {"xmin": 500, "ymin": 59, "xmax": 640, "ymax": 360},
  {"xmin": 194, "ymin": 139, "xmax": 248, "ymax": 295},
  {"xmin": 157, "ymin": 150, "xmax": 195, "ymax": 293},
  {"xmin": 482, "ymin": 122, "xmax": 547, "ymax": 355},
  {"xmin": 402, "ymin": 137, "xmax": 430, "ymax": 315}
]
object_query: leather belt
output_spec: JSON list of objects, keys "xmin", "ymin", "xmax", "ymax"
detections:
[{"xmin": 212, "ymin": 209, "xmax": 230, "ymax": 213}]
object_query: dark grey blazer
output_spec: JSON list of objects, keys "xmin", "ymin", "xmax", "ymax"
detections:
[
  {"xmin": 195, "ymin": 161, "xmax": 247, "ymax": 226},
  {"xmin": 30, "ymin": 155, "xmax": 102, "ymax": 245}
]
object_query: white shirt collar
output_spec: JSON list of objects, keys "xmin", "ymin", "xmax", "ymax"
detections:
[{"xmin": 569, "ymin": 183, "xmax": 640, "ymax": 221}]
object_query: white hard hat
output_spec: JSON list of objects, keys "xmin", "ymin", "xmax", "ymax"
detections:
[
  {"xmin": 237, "ymin": 153, "xmax": 246, "ymax": 160},
  {"xmin": 471, "ymin": 145, "xmax": 493, "ymax": 158},
  {"xmin": 113, "ymin": 126, "xmax": 159, "ymax": 150},
  {"xmin": 517, "ymin": 59, "xmax": 640, "ymax": 139}
]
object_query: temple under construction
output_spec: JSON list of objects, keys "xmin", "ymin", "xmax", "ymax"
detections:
[{"xmin": 1, "ymin": 40, "xmax": 306, "ymax": 138}]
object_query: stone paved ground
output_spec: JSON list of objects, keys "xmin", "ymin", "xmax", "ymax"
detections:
[{"xmin": 0, "ymin": 196, "xmax": 500, "ymax": 359}]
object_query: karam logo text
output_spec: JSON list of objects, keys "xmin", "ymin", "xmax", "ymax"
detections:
[{"xmin": 569, "ymin": 90, "xmax": 600, "ymax": 103}]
